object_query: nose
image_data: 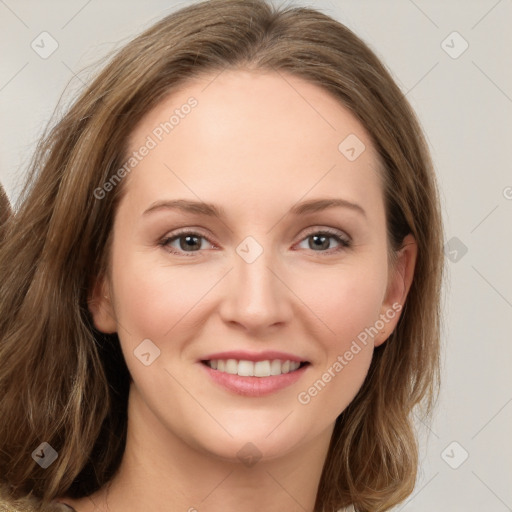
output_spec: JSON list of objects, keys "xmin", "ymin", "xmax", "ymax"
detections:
[{"xmin": 218, "ymin": 243, "xmax": 294, "ymax": 335}]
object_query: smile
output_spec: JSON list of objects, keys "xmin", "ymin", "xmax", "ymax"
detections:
[
  {"xmin": 203, "ymin": 359, "xmax": 306, "ymax": 377},
  {"xmin": 199, "ymin": 351, "xmax": 311, "ymax": 397}
]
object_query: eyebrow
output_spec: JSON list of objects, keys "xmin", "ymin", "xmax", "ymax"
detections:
[{"xmin": 142, "ymin": 197, "xmax": 366, "ymax": 219}]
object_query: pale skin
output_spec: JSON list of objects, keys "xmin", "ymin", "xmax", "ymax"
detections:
[{"xmin": 60, "ymin": 69, "xmax": 417, "ymax": 512}]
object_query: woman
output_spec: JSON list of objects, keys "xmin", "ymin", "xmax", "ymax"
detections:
[{"xmin": 0, "ymin": 0, "xmax": 444, "ymax": 511}]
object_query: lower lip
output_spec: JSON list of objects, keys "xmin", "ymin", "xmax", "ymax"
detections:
[{"xmin": 200, "ymin": 363, "xmax": 309, "ymax": 397}]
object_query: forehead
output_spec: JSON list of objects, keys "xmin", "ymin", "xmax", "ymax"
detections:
[{"xmin": 122, "ymin": 69, "xmax": 383, "ymax": 217}]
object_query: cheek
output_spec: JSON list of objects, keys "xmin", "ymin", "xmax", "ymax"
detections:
[
  {"xmin": 294, "ymin": 261, "xmax": 387, "ymax": 348},
  {"xmin": 110, "ymin": 249, "xmax": 218, "ymax": 341},
  {"xmin": 291, "ymin": 262, "xmax": 386, "ymax": 413},
  {"xmin": 112, "ymin": 246, "xmax": 388, "ymax": 346}
]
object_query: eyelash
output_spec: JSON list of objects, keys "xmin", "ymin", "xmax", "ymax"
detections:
[{"xmin": 158, "ymin": 227, "xmax": 352, "ymax": 257}]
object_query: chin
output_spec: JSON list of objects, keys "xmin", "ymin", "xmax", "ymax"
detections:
[{"xmin": 185, "ymin": 414, "xmax": 316, "ymax": 465}]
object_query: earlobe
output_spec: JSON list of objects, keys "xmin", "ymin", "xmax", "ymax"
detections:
[
  {"xmin": 375, "ymin": 234, "xmax": 418, "ymax": 347},
  {"xmin": 88, "ymin": 276, "xmax": 118, "ymax": 333}
]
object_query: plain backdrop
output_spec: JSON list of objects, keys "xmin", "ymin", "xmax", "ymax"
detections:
[{"xmin": 1, "ymin": 1, "xmax": 511, "ymax": 510}]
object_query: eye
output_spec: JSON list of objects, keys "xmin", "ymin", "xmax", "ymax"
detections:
[
  {"xmin": 159, "ymin": 230, "xmax": 215, "ymax": 256},
  {"xmin": 296, "ymin": 228, "xmax": 351, "ymax": 254},
  {"xmin": 159, "ymin": 227, "xmax": 351, "ymax": 257}
]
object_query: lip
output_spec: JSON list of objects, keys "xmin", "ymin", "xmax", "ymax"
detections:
[
  {"xmin": 200, "ymin": 350, "xmax": 306, "ymax": 363},
  {"xmin": 200, "ymin": 362, "xmax": 309, "ymax": 397}
]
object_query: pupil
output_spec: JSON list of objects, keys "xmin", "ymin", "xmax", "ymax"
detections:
[
  {"xmin": 311, "ymin": 234, "xmax": 329, "ymax": 250},
  {"xmin": 181, "ymin": 235, "xmax": 200, "ymax": 251}
]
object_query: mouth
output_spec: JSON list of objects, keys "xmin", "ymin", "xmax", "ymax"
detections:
[
  {"xmin": 201, "ymin": 358, "xmax": 309, "ymax": 377},
  {"xmin": 199, "ymin": 351, "xmax": 311, "ymax": 397}
]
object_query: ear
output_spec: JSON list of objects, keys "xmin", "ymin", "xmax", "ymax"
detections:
[
  {"xmin": 88, "ymin": 274, "xmax": 118, "ymax": 333},
  {"xmin": 374, "ymin": 234, "xmax": 417, "ymax": 347}
]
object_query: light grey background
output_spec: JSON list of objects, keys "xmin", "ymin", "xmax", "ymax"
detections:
[{"xmin": 1, "ymin": 0, "xmax": 511, "ymax": 510}]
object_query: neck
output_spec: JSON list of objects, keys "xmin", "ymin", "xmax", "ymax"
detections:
[{"xmin": 73, "ymin": 383, "xmax": 334, "ymax": 512}]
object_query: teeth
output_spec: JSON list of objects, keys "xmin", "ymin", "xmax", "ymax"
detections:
[
  {"xmin": 206, "ymin": 359, "xmax": 302, "ymax": 376},
  {"xmin": 270, "ymin": 359, "xmax": 282, "ymax": 375},
  {"xmin": 225, "ymin": 359, "xmax": 238, "ymax": 375},
  {"xmin": 237, "ymin": 360, "xmax": 254, "ymax": 376},
  {"xmin": 254, "ymin": 360, "xmax": 270, "ymax": 377}
]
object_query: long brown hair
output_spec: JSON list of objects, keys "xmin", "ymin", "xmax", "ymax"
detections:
[
  {"xmin": 0, "ymin": 185, "xmax": 11, "ymax": 243},
  {"xmin": 0, "ymin": 1, "xmax": 444, "ymax": 511}
]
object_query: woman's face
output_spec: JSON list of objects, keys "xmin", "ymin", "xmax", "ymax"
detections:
[{"xmin": 91, "ymin": 69, "xmax": 413, "ymax": 462}]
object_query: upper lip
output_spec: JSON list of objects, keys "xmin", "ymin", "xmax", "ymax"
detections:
[{"xmin": 200, "ymin": 350, "xmax": 307, "ymax": 363}]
